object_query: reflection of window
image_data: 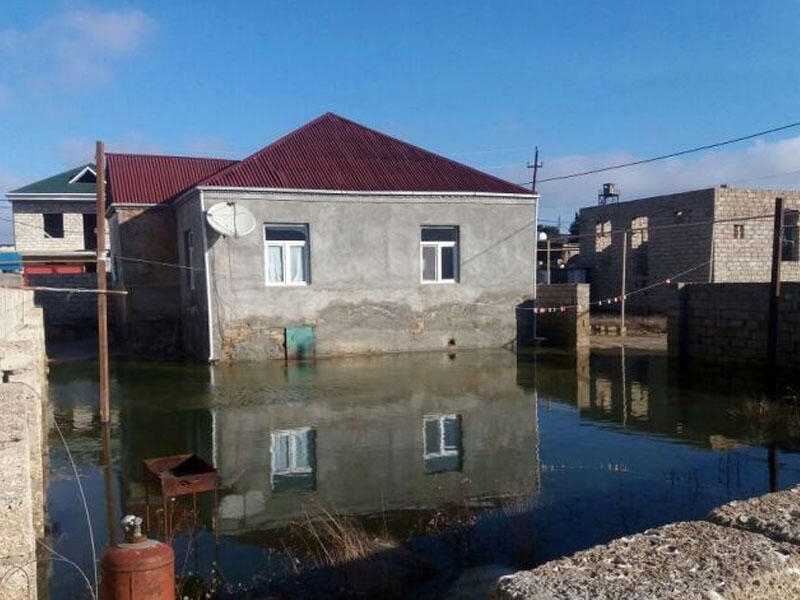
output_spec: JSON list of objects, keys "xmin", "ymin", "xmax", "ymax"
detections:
[
  {"xmin": 782, "ymin": 211, "xmax": 799, "ymax": 262},
  {"xmin": 264, "ymin": 224, "xmax": 309, "ymax": 286},
  {"xmin": 630, "ymin": 216, "xmax": 648, "ymax": 249},
  {"xmin": 43, "ymin": 213, "xmax": 64, "ymax": 238},
  {"xmin": 421, "ymin": 226, "xmax": 459, "ymax": 283},
  {"xmin": 270, "ymin": 427, "xmax": 316, "ymax": 491},
  {"xmin": 423, "ymin": 415, "xmax": 461, "ymax": 473}
]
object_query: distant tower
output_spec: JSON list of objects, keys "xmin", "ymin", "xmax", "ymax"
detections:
[{"xmin": 598, "ymin": 183, "xmax": 619, "ymax": 205}]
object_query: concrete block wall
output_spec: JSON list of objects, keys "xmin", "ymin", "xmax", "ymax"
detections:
[
  {"xmin": 28, "ymin": 273, "xmax": 97, "ymax": 327},
  {"xmin": 578, "ymin": 189, "xmax": 715, "ymax": 315},
  {"xmin": 668, "ymin": 282, "xmax": 800, "ymax": 369},
  {"xmin": 0, "ymin": 279, "xmax": 46, "ymax": 600},
  {"xmin": 712, "ymin": 188, "xmax": 800, "ymax": 283},
  {"xmin": 535, "ymin": 284, "xmax": 590, "ymax": 347},
  {"xmin": 12, "ymin": 199, "xmax": 100, "ymax": 253}
]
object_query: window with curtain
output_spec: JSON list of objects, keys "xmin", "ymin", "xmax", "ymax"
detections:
[
  {"xmin": 270, "ymin": 427, "xmax": 316, "ymax": 492},
  {"xmin": 264, "ymin": 224, "xmax": 310, "ymax": 286},
  {"xmin": 421, "ymin": 226, "xmax": 459, "ymax": 283}
]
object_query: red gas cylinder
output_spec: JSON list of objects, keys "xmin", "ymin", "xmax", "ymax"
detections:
[{"xmin": 101, "ymin": 515, "xmax": 174, "ymax": 600}]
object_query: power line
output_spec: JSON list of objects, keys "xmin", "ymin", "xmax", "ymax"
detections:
[{"xmin": 517, "ymin": 120, "xmax": 800, "ymax": 186}]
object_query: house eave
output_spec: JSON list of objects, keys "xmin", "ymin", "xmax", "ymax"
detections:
[{"xmin": 196, "ymin": 186, "xmax": 538, "ymax": 203}]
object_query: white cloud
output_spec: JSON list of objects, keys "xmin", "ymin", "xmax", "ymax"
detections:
[
  {"xmin": 0, "ymin": 7, "xmax": 155, "ymax": 93},
  {"xmin": 494, "ymin": 135, "xmax": 800, "ymax": 227}
]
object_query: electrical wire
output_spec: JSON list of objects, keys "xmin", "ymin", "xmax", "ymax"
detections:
[{"xmin": 517, "ymin": 120, "xmax": 800, "ymax": 186}]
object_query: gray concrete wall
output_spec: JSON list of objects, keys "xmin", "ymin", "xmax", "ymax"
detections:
[
  {"xmin": 183, "ymin": 189, "xmax": 535, "ymax": 361},
  {"xmin": 0, "ymin": 279, "xmax": 46, "ymax": 600},
  {"xmin": 668, "ymin": 282, "xmax": 800, "ymax": 369},
  {"xmin": 111, "ymin": 205, "xmax": 182, "ymax": 355},
  {"xmin": 535, "ymin": 284, "xmax": 590, "ymax": 347},
  {"xmin": 579, "ymin": 189, "xmax": 715, "ymax": 315}
]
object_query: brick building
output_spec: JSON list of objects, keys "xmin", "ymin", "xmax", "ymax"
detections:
[{"xmin": 578, "ymin": 186, "xmax": 800, "ymax": 314}]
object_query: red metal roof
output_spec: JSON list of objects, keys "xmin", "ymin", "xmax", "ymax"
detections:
[
  {"xmin": 201, "ymin": 113, "xmax": 531, "ymax": 195},
  {"xmin": 106, "ymin": 154, "xmax": 236, "ymax": 205}
]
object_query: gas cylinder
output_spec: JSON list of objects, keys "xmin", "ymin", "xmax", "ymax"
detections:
[{"xmin": 101, "ymin": 515, "xmax": 174, "ymax": 600}]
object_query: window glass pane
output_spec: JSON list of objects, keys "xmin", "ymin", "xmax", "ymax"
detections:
[
  {"xmin": 289, "ymin": 245, "xmax": 305, "ymax": 282},
  {"xmin": 421, "ymin": 227, "xmax": 457, "ymax": 242},
  {"xmin": 442, "ymin": 416, "xmax": 460, "ymax": 451},
  {"xmin": 422, "ymin": 245, "xmax": 437, "ymax": 281},
  {"xmin": 266, "ymin": 225, "xmax": 307, "ymax": 241},
  {"xmin": 271, "ymin": 433, "xmax": 289, "ymax": 471},
  {"xmin": 267, "ymin": 245, "xmax": 284, "ymax": 283},
  {"xmin": 294, "ymin": 431, "xmax": 310, "ymax": 469},
  {"xmin": 441, "ymin": 246, "xmax": 455, "ymax": 280},
  {"xmin": 424, "ymin": 418, "xmax": 441, "ymax": 455}
]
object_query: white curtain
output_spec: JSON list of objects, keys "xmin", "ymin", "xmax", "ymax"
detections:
[
  {"xmin": 267, "ymin": 245, "xmax": 283, "ymax": 283},
  {"xmin": 290, "ymin": 245, "xmax": 305, "ymax": 283}
]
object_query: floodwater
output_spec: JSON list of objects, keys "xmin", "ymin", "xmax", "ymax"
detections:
[{"xmin": 45, "ymin": 347, "xmax": 800, "ymax": 598}]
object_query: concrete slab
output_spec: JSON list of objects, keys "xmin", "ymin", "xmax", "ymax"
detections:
[
  {"xmin": 492, "ymin": 521, "xmax": 800, "ymax": 600},
  {"xmin": 709, "ymin": 485, "xmax": 800, "ymax": 546}
]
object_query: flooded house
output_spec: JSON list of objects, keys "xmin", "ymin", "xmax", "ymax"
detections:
[{"xmin": 106, "ymin": 113, "xmax": 537, "ymax": 360}]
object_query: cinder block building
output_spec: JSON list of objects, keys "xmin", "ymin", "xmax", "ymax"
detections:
[{"xmin": 578, "ymin": 186, "xmax": 800, "ymax": 314}]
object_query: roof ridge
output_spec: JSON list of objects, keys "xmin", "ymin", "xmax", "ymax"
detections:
[
  {"xmin": 194, "ymin": 113, "xmax": 335, "ymax": 186},
  {"xmin": 106, "ymin": 151, "xmax": 237, "ymax": 163}
]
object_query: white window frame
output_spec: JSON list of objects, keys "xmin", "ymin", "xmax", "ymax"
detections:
[
  {"xmin": 264, "ymin": 224, "xmax": 309, "ymax": 287},
  {"xmin": 423, "ymin": 415, "xmax": 460, "ymax": 459},
  {"xmin": 420, "ymin": 227, "xmax": 458, "ymax": 284},
  {"xmin": 270, "ymin": 427, "xmax": 313, "ymax": 476}
]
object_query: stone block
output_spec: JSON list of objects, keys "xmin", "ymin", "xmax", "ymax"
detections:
[
  {"xmin": 493, "ymin": 521, "xmax": 800, "ymax": 600},
  {"xmin": 708, "ymin": 485, "xmax": 800, "ymax": 546}
]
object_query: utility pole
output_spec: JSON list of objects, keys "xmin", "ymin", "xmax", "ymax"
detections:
[
  {"xmin": 767, "ymin": 197, "xmax": 785, "ymax": 374},
  {"xmin": 528, "ymin": 146, "xmax": 543, "ymax": 194},
  {"xmin": 546, "ymin": 239, "xmax": 551, "ymax": 285},
  {"xmin": 96, "ymin": 141, "xmax": 110, "ymax": 423},
  {"xmin": 620, "ymin": 229, "xmax": 628, "ymax": 337}
]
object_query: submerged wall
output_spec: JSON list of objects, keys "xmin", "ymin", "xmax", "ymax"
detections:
[{"xmin": 0, "ymin": 277, "xmax": 47, "ymax": 600}]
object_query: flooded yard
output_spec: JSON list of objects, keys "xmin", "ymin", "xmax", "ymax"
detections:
[{"xmin": 45, "ymin": 348, "xmax": 800, "ymax": 598}]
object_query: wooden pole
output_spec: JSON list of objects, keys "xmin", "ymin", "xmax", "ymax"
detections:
[
  {"xmin": 767, "ymin": 197, "xmax": 784, "ymax": 373},
  {"xmin": 621, "ymin": 229, "xmax": 627, "ymax": 337},
  {"xmin": 96, "ymin": 141, "xmax": 110, "ymax": 423},
  {"xmin": 546, "ymin": 239, "xmax": 551, "ymax": 285}
]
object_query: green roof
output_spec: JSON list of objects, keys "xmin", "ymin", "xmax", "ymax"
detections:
[{"xmin": 9, "ymin": 164, "xmax": 96, "ymax": 195}]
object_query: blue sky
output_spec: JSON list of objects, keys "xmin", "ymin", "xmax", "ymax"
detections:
[{"xmin": 3, "ymin": 1, "xmax": 800, "ymax": 241}]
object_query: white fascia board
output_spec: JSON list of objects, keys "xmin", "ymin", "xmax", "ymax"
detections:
[
  {"xmin": 6, "ymin": 193, "xmax": 95, "ymax": 202},
  {"xmin": 67, "ymin": 166, "xmax": 96, "ymax": 184},
  {"xmin": 200, "ymin": 190, "xmax": 217, "ymax": 363},
  {"xmin": 197, "ymin": 186, "xmax": 537, "ymax": 203}
]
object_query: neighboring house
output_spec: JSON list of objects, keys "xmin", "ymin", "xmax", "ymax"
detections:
[
  {"xmin": 578, "ymin": 186, "xmax": 800, "ymax": 314},
  {"xmin": 6, "ymin": 164, "xmax": 101, "ymax": 275},
  {"xmin": 5, "ymin": 164, "xmax": 108, "ymax": 340},
  {"xmin": 105, "ymin": 113, "xmax": 537, "ymax": 360}
]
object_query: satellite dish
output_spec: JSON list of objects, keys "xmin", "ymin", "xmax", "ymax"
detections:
[{"xmin": 206, "ymin": 202, "xmax": 257, "ymax": 238}]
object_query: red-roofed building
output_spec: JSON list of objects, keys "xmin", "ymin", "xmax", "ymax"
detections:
[{"xmin": 106, "ymin": 113, "xmax": 537, "ymax": 360}]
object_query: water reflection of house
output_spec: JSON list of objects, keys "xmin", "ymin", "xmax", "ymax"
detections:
[{"xmin": 205, "ymin": 352, "xmax": 539, "ymax": 532}]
